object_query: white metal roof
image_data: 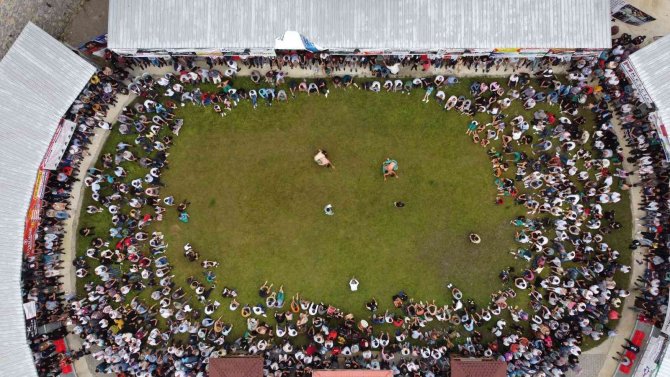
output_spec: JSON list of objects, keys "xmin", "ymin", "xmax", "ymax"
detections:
[
  {"xmin": 627, "ymin": 35, "xmax": 670, "ymax": 160},
  {"xmin": 657, "ymin": 342, "xmax": 670, "ymax": 377},
  {"xmin": 0, "ymin": 22, "xmax": 95, "ymax": 377},
  {"xmin": 108, "ymin": 0, "xmax": 612, "ymax": 52}
]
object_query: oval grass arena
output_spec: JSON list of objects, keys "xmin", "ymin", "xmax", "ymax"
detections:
[{"xmin": 157, "ymin": 82, "xmax": 528, "ymax": 318}]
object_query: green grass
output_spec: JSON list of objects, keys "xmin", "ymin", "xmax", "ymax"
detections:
[{"xmin": 76, "ymin": 77, "xmax": 631, "ymax": 344}]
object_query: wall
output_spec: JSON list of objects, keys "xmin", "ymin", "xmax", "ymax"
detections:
[{"xmin": 0, "ymin": 0, "xmax": 83, "ymax": 58}]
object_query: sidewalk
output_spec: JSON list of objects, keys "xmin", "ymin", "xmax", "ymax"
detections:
[
  {"xmin": 591, "ymin": 109, "xmax": 647, "ymax": 377},
  {"xmin": 62, "ymin": 0, "xmax": 109, "ymax": 48},
  {"xmin": 62, "ymin": 93, "xmax": 135, "ymax": 377},
  {"xmin": 135, "ymin": 58, "xmax": 564, "ymax": 80}
]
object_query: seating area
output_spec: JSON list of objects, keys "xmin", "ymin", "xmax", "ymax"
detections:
[{"xmin": 1, "ymin": 1, "xmax": 670, "ymax": 376}]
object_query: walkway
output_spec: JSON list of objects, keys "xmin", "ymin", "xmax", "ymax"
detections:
[
  {"xmin": 594, "ymin": 105, "xmax": 648, "ymax": 377},
  {"xmin": 136, "ymin": 57, "xmax": 564, "ymax": 80},
  {"xmin": 61, "ymin": 93, "xmax": 135, "ymax": 377}
]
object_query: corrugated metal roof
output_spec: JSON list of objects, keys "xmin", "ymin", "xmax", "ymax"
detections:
[
  {"xmin": 657, "ymin": 343, "xmax": 670, "ymax": 377},
  {"xmin": 108, "ymin": 0, "xmax": 612, "ymax": 52},
  {"xmin": 627, "ymin": 35, "xmax": 670, "ymax": 159},
  {"xmin": 0, "ymin": 22, "xmax": 95, "ymax": 377}
]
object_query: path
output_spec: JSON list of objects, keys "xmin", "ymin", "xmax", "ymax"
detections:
[
  {"xmin": 594, "ymin": 103, "xmax": 648, "ymax": 377},
  {"xmin": 135, "ymin": 58, "xmax": 564, "ymax": 80},
  {"xmin": 62, "ymin": 0, "xmax": 109, "ymax": 48},
  {"xmin": 61, "ymin": 93, "xmax": 135, "ymax": 377}
]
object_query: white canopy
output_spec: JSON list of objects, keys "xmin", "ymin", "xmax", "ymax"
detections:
[
  {"xmin": 0, "ymin": 22, "xmax": 95, "ymax": 377},
  {"xmin": 275, "ymin": 31, "xmax": 322, "ymax": 52}
]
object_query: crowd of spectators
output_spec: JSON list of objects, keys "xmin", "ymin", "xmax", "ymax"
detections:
[
  {"xmin": 608, "ymin": 35, "xmax": 670, "ymax": 333},
  {"xmin": 105, "ymin": 49, "xmax": 554, "ymax": 81},
  {"xmin": 18, "ymin": 32, "xmax": 670, "ymax": 377},
  {"xmin": 21, "ymin": 65, "xmax": 129, "ymax": 376}
]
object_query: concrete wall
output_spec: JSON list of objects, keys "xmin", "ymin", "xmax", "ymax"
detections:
[{"xmin": 0, "ymin": 0, "xmax": 83, "ymax": 58}]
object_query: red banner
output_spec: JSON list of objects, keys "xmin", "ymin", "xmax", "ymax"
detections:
[{"xmin": 23, "ymin": 170, "xmax": 50, "ymax": 256}]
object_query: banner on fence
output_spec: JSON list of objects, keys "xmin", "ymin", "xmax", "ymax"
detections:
[
  {"xmin": 620, "ymin": 59, "xmax": 654, "ymax": 103},
  {"xmin": 41, "ymin": 119, "xmax": 76, "ymax": 170},
  {"xmin": 23, "ymin": 301, "xmax": 37, "ymax": 320},
  {"xmin": 632, "ymin": 334, "xmax": 664, "ymax": 377},
  {"xmin": 23, "ymin": 170, "xmax": 50, "ymax": 256}
]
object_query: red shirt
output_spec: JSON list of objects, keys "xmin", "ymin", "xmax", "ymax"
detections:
[{"xmin": 547, "ymin": 113, "xmax": 556, "ymax": 124}]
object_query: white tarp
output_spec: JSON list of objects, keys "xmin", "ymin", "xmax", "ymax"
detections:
[
  {"xmin": 274, "ymin": 31, "xmax": 322, "ymax": 52},
  {"xmin": 0, "ymin": 22, "xmax": 95, "ymax": 377},
  {"xmin": 22, "ymin": 302, "xmax": 37, "ymax": 320}
]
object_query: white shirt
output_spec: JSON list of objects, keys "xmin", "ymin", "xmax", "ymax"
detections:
[{"xmin": 349, "ymin": 279, "xmax": 359, "ymax": 291}]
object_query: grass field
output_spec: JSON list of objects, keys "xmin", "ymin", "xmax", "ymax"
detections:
[{"xmin": 76, "ymin": 77, "xmax": 631, "ymax": 342}]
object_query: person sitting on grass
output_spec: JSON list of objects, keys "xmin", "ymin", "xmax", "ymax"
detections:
[
  {"xmin": 466, "ymin": 120, "xmax": 479, "ymax": 136},
  {"xmin": 259, "ymin": 281, "xmax": 273, "ymax": 298},
  {"xmin": 276, "ymin": 286, "xmax": 285, "ymax": 308},
  {"xmin": 469, "ymin": 233, "xmax": 481, "ymax": 244},
  {"xmin": 444, "ymin": 95, "xmax": 458, "ymax": 111},
  {"xmin": 421, "ymin": 85, "xmax": 434, "ymax": 103},
  {"xmin": 307, "ymin": 82, "xmax": 319, "ymax": 96},
  {"xmin": 177, "ymin": 199, "xmax": 191, "ymax": 213},
  {"xmin": 382, "ymin": 158, "xmax": 399, "ymax": 181},
  {"xmin": 349, "ymin": 277, "xmax": 359, "ymax": 291},
  {"xmin": 314, "ymin": 149, "xmax": 334, "ymax": 168},
  {"xmin": 178, "ymin": 210, "xmax": 190, "ymax": 223},
  {"xmin": 366, "ymin": 298, "xmax": 378, "ymax": 311}
]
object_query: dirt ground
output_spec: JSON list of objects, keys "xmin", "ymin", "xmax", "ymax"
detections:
[
  {"xmin": 613, "ymin": 0, "xmax": 670, "ymax": 44},
  {"xmin": 62, "ymin": 0, "xmax": 108, "ymax": 47}
]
